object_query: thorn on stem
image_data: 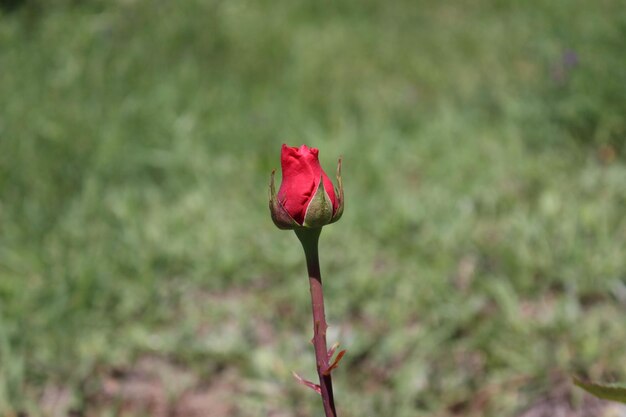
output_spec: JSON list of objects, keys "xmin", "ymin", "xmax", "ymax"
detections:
[
  {"xmin": 323, "ymin": 349, "xmax": 347, "ymax": 376},
  {"xmin": 327, "ymin": 342, "xmax": 340, "ymax": 359},
  {"xmin": 292, "ymin": 371, "xmax": 321, "ymax": 395}
]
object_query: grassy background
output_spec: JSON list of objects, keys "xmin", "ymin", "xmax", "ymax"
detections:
[{"xmin": 0, "ymin": 0, "xmax": 625, "ymax": 416}]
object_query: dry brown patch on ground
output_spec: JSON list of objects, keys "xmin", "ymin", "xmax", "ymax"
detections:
[{"xmin": 88, "ymin": 356, "xmax": 240, "ymax": 417}]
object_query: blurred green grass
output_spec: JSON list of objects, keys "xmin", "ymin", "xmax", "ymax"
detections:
[{"xmin": 0, "ymin": 0, "xmax": 625, "ymax": 415}]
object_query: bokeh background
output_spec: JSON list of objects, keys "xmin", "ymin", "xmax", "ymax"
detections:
[{"xmin": 1, "ymin": 0, "xmax": 625, "ymax": 416}]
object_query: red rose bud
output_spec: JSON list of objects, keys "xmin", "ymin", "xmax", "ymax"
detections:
[{"xmin": 269, "ymin": 144, "xmax": 344, "ymax": 229}]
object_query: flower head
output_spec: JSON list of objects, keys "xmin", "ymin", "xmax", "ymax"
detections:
[{"xmin": 270, "ymin": 144, "xmax": 343, "ymax": 229}]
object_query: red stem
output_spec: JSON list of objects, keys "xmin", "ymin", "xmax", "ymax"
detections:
[{"xmin": 296, "ymin": 228, "xmax": 337, "ymax": 417}]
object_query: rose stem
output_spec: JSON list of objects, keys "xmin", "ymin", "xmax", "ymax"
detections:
[{"xmin": 295, "ymin": 228, "xmax": 337, "ymax": 417}]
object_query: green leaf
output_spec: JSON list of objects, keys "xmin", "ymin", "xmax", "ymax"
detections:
[{"xmin": 573, "ymin": 377, "xmax": 626, "ymax": 404}]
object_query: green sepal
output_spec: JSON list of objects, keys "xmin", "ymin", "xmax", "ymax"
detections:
[
  {"xmin": 303, "ymin": 175, "xmax": 334, "ymax": 228},
  {"xmin": 329, "ymin": 157, "xmax": 344, "ymax": 224},
  {"xmin": 269, "ymin": 170, "xmax": 300, "ymax": 229}
]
